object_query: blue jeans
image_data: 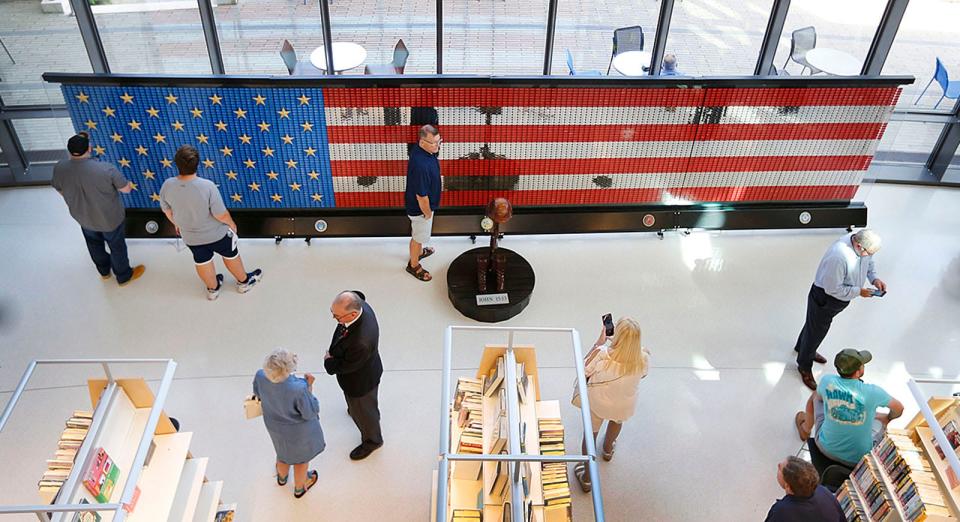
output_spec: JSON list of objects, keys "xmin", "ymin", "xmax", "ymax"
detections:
[{"xmin": 81, "ymin": 221, "xmax": 133, "ymax": 283}]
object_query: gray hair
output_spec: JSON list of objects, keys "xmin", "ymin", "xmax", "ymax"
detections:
[
  {"xmin": 335, "ymin": 291, "xmax": 362, "ymax": 312},
  {"xmin": 663, "ymin": 53, "xmax": 677, "ymax": 70},
  {"xmin": 853, "ymin": 229, "xmax": 882, "ymax": 255},
  {"xmin": 263, "ymin": 348, "xmax": 298, "ymax": 383},
  {"xmin": 419, "ymin": 124, "xmax": 438, "ymax": 139}
]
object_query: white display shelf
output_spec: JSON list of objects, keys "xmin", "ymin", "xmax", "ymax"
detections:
[
  {"xmin": 191, "ymin": 481, "xmax": 222, "ymax": 522},
  {"xmin": 126, "ymin": 432, "xmax": 192, "ymax": 522},
  {"xmin": 168, "ymin": 457, "xmax": 208, "ymax": 522}
]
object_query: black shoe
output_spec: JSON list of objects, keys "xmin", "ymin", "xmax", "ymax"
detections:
[
  {"xmin": 794, "ymin": 348, "xmax": 827, "ymax": 365},
  {"xmin": 349, "ymin": 442, "xmax": 383, "ymax": 461},
  {"xmin": 799, "ymin": 369, "xmax": 817, "ymax": 391}
]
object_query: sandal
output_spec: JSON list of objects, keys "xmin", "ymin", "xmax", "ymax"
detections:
[
  {"xmin": 276, "ymin": 473, "xmax": 288, "ymax": 486},
  {"xmin": 795, "ymin": 411, "xmax": 810, "ymax": 442},
  {"xmin": 419, "ymin": 247, "xmax": 435, "ymax": 260},
  {"xmin": 602, "ymin": 441, "xmax": 616, "ymax": 462},
  {"xmin": 294, "ymin": 470, "xmax": 318, "ymax": 498},
  {"xmin": 405, "ymin": 262, "xmax": 432, "ymax": 282},
  {"xmin": 574, "ymin": 463, "xmax": 592, "ymax": 493}
]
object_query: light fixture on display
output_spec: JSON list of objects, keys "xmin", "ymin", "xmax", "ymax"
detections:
[
  {"xmin": 799, "ymin": 211, "xmax": 812, "ymax": 225},
  {"xmin": 314, "ymin": 220, "xmax": 328, "ymax": 233},
  {"xmin": 145, "ymin": 220, "xmax": 159, "ymax": 234}
]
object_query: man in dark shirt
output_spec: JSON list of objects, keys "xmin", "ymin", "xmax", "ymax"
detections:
[
  {"xmin": 404, "ymin": 124, "xmax": 442, "ymax": 282},
  {"xmin": 765, "ymin": 456, "xmax": 845, "ymax": 521},
  {"xmin": 51, "ymin": 132, "xmax": 145, "ymax": 286},
  {"xmin": 324, "ymin": 291, "xmax": 384, "ymax": 460}
]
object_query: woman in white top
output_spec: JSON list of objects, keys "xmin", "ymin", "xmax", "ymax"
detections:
[{"xmin": 573, "ymin": 317, "xmax": 650, "ymax": 492}]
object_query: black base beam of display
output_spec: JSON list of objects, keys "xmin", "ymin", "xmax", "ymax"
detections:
[
  {"xmin": 447, "ymin": 247, "xmax": 535, "ymax": 323},
  {"xmin": 123, "ymin": 202, "xmax": 866, "ymax": 239}
]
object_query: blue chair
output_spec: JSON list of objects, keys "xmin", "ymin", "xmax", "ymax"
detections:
[
  {"xmin": 565, "ymin": 49, "xmax": 602, "ymax": 76},
  {"xmin": 914, "ymin": 57, "xmax": 960, "ymax": 109}
]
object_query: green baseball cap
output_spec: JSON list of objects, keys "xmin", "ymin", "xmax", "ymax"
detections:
[{"xmin": 835, "ymin": 349, "xmax": 872, "ymax": 375}]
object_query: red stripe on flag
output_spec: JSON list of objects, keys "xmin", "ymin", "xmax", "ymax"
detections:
[
  {"xmin": 703, "ymin": 87, "xmax": 900, "ymax": 107},
  {"xmin": 330, "ymin": 156, "xmax": 872, "ymax": 177},
  {"xmin": 326, "ymin": 123, "xmax": 887, "ymax": 143},
  {"xmin": 321, "ymin": 87, "xmax": 899, "ymax": 108},
  {"xmin": 322, "ymin": 87, "xmax": 706, "ymax": 107},
  {"xmin": 332, "ymin": 185, "xmax": 857, "ymax": 208}
]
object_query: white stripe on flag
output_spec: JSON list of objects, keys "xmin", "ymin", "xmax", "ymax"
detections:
[
  {"xmin": 331, "ymin": 171, "xmax": 863, "ymax": 193},
  {"xmin": 328, "ymin": 139, "xmax": 878, "ymax": 160},
  {"xmin": 322, "ymin": 106, "xmax": 894, "ymax": 126}
]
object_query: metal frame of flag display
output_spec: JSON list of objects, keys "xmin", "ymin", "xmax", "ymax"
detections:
[{"xmin": 43, "ymin": 72, "xmax": 911, "ymax": 239}]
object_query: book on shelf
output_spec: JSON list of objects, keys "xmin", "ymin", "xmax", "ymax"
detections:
[
  {"xmin": 517, "ymin": 363, "xmax": 528, "ymax": 404},
  {"xmin": 485, "ymin": 357, "xmax": 505, "ymax": 397},
  {"xmin": 455, "ymin": 377, "xmax": 483, "ymax": 411},
  {"xmin": 490, "ymin": 460, "xmax": 509, "ymax": 501},
  {"xmin": 215, "ymin": 504, "xmax": 237, "ymax": 522},
  {"xmin": 490, "ymin": 414, "xmax": 508, "ymax": 455},
  {"xmin": 874, "ymin": 432, "xmax": 953, "ymax": 520},
  {"xmin": 39, "ymin": 412, "xmax": 93, "ymax": 501},
  {"xmin": 82, "ymin": 447, "xmax": 121, "ymax": 503},
  {"xmin": 452, "ymin": 508, "xmax": 482, "ymax": 521},
  {"xmin": 836, "ymin": 480, "xmax": 867, "ymax": 522},
  {"xmin": 72, "ymin": 499, "xmax": 102, "ymax": 522}
]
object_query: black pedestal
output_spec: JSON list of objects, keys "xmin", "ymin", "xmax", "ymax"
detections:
[{"xmin": 447, "ymin": 247, "xmax": 535, "ymax": 323}]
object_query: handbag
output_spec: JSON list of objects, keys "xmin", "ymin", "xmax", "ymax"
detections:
[{"xmin": 243, "ymin": 394, "xmax": 262, "ymax": 419}]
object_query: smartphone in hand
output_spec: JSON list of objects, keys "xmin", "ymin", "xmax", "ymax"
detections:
[
  {"xmin": 602, "ymin": 313, "xmax": 615, "ymax": 337},
  {"xmin": 872, "ymin": 289, "xmax": 886, "ymax": 297}
]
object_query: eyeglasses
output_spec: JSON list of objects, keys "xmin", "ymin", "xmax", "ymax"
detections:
[
  {"xmin": 331, "ymin": 310, "xmax": 356, "ymax": 321},
  {"xmin": 422, "ymin": 136, "xmax": 442, "ymax": 146}
]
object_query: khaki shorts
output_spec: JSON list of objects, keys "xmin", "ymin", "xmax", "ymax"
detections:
[{"xmin": 409, "ymin": 214, "xmax": 433, "ymax": 244}]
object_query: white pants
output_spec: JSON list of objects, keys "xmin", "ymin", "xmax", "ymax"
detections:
[{"xmin": 409, "ymin": 214, "xmax": 433, "ymax": 245}]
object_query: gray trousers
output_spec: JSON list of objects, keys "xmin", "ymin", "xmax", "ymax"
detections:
[{"xmin": 345, "ymin": 385, "xmax": 383, "ymax": 447}]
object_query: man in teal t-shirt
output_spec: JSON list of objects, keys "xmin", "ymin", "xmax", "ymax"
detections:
[{"xmin": 794, "ymin": 349, "xmax": 904, "ymax": 467}]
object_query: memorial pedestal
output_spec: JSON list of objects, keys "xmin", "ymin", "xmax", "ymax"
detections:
[{"xmin": 446, "ymin": 247, "xmax": 535, "ymax": 322}]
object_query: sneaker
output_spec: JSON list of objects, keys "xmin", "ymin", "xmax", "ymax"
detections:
[
  {"xmin": 118, "ymin": 265, "xmax": 146, "ymax": 287},
  {"xmin": 237, "ymin": 269, "xmax": 262, "ymax": 293},
  {"xmin": 207, "ymin": 274, "xmax": 225, "ymax": 301}
]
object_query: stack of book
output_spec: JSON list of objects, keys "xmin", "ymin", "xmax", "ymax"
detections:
[
  {"xmin": 541, "ymin": 462, "xmax": 572, "ymax": 521},
  {"xmin": 874, "ymin": 432, "xmax": 953, "ymax": 521},
  {"xmin": 837, "ymin": 480, "xmax": 868, "ymax": 522},
  {"xmin": 538, "ymin": 417, "xmax": 564, "ymax": 456},
  {"xmin": 851, "ymin": 455, "xmax": 896, "ymax": 521},
  {"xmin": 452, "ymin": 508, "xmax": 482, "ymax": 521},
  {"xmin": 454, "ymin": 377, "xmax": 484, "ymax": 455},
  {"xmin": 484, "ymin": 357, "xmax": 505, "ymax": 397},
  {"xmin": 82, "ymin": 447, "xmax": 121, "ymax": 504},
  {"xmin": 38, "ymin": 410, "xmax": 93, "ymax": 502}
]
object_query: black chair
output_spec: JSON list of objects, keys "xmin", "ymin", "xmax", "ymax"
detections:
[
  {"xmin": 606, "ymin": 26, "xmax": 644, "ymax": 75},
  {"xmin": 782, "ymin": 26, "xmax": 820, "ymax": 75},
  {"xmin": 279, "ymin": 39, "xmax": 323, "ymax": 76},
  {"xmin": 364, "ymin": 39, "xmax": 410, "ymax": 75},
  {"xmin": 806, "ymin": 438, "xmax": 853, "ymax": 492}
]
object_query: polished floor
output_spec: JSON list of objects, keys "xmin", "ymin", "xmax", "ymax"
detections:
[{"xmin": 1, "ymin": 183, "xmax": 959, "ymax": 521}]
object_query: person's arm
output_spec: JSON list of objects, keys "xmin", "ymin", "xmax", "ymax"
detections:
[
  {"xmin": 868, "ymin": 256, "xmax": 886, "ymax": 292},
  {"xmin": 820, "ymin": 256, "xmax": 866, "ymax": 300},
  {"xmin": 159, "ymin": 194, "xmax": 180, "ymax": 236},
  {"xmin": 417, "ymin": 195, "xmax": 432, "ymax": 219},
  {"xmin": 213, "ymin": 210, "xmax": 238, "ymax": 234},
  {"xmin": 109, "ymin": 165, "xmax": 134, "ymax": 193},
  {"xmin": 804, "ymin": 392, "xmax": 816, "ymax": 433},
  {"xmin": 879, "ymin": 397, "xmax": 904, "ymax": 427},
  {"xmin": 324, "ymin": 340, "xmax": 373, "ymax": 375},
  {"xmin": 252, "ymin": 373, "xmax": 260, "ymax": 397}
]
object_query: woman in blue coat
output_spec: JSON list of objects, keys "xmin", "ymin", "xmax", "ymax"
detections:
[{"xmin": 253, "ymin": 348, "xmax": 326, "ymax": 498}]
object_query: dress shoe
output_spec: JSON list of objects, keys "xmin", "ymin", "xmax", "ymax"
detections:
[
  {"xmin": 118, "ymin": 265, "xmax": 146, "ymax": 287},
  {"xmin": 349, "ymin": 442, "xmax": 383, "ymax": 461},
  {"xmin": 799, "ymin": 369, "xmax": 817, "ymax": 391},
  {"xmin": 794, "ymin": 348, "xmax": 827, "ymax": 365}
]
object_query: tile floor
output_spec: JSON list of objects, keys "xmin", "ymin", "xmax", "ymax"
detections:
[{"xmin": 0, "ymin": 183, "xmax": 959, "ymax": 521}]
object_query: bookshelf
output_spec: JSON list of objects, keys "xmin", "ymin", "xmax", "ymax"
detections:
[
  {"xmin": 436, "ymin": 335, "xmax": 593, "ymax": 522},
  {"xmin": 838, "ymin": 393, "xmax": 960, "ymax": 522},
  {"xmin": 0, "ymin": 359, "xmax": 233, "ymax": 522}
]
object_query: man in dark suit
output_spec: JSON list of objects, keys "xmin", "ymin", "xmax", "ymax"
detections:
[{"xmin": 325, "ymin": 290, "xmax": 384, "ymax": 460}]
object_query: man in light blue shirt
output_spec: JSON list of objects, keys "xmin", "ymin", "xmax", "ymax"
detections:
[
  {"xmin": 794, "ymin": 349, "xmax": 903, "ymax": 469},
  {"xmin": 794, "ymin": 230, "xmax": 887, "ymax": 390}
]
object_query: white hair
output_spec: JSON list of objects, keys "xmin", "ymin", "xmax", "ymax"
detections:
[
  {"xmin": 853, "ymin": 229, "xmax": 882, "ymax": 254},
  {"xmin": 263, "ymin": 348, "xmax": 298, "ymax": 383}
]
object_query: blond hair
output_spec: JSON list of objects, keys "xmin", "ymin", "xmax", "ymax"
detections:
[{"xmin": 607, "ymin": 317, "xmax": 649, "ymax": 376}]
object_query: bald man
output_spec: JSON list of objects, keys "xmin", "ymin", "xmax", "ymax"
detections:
[{"xmin": 324, "ymin": 290, "xmax": 384, "ymax": 460}]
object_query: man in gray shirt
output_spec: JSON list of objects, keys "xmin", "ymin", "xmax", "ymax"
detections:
[
  {"xmin": 51, "ymin": 132, "xmax": 145, "ymax": 286},
  {"xmin": 159, "ymin": 145, "xmax": 262, "ymax": 300},
  {"xmin": 794, "ymin": 229, "xmax": 886, "ymax": 390}
]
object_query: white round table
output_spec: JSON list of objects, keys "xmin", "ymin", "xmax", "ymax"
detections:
[
  {"xmin": 804, "ymin": 48, "xmax": 861, "ymax": 76},
  {"xmin": 612, "ymin": 51, "xmax": 653, "ymax": 76},
  {"xmin": 309, "ymin": 42, "xmax": 367, "ymax": 73}
]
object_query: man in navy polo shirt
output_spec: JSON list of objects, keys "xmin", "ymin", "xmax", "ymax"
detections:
[
  {"xmin": 765, "ymin": 456, "xmax": 844, "ymax": 521},
  {"xmin": 404, "ymin": 124, "xmax": 442, "ymax": 282}
]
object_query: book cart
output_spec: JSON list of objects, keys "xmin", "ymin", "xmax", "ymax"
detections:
[
  {"xmin": 431, "ymin": 326, "xmax": 606, "ymax": 522},
  {"xmin": 836, "ymin": 377, "xmax": 960, "ymax": 522},
  {"xmin": 0, "ymin": 359, "xmax": 233, "ymax": 521}
]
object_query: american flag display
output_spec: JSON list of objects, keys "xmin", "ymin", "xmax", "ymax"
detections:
[{"xmin": 61, "ymin": 83, "xmax": 900, "ymax": 210}]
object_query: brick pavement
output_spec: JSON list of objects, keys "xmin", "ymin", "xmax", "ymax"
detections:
[{"xmin": 0, "ymin": 0, "xmax": 957, "ymax": 156}]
